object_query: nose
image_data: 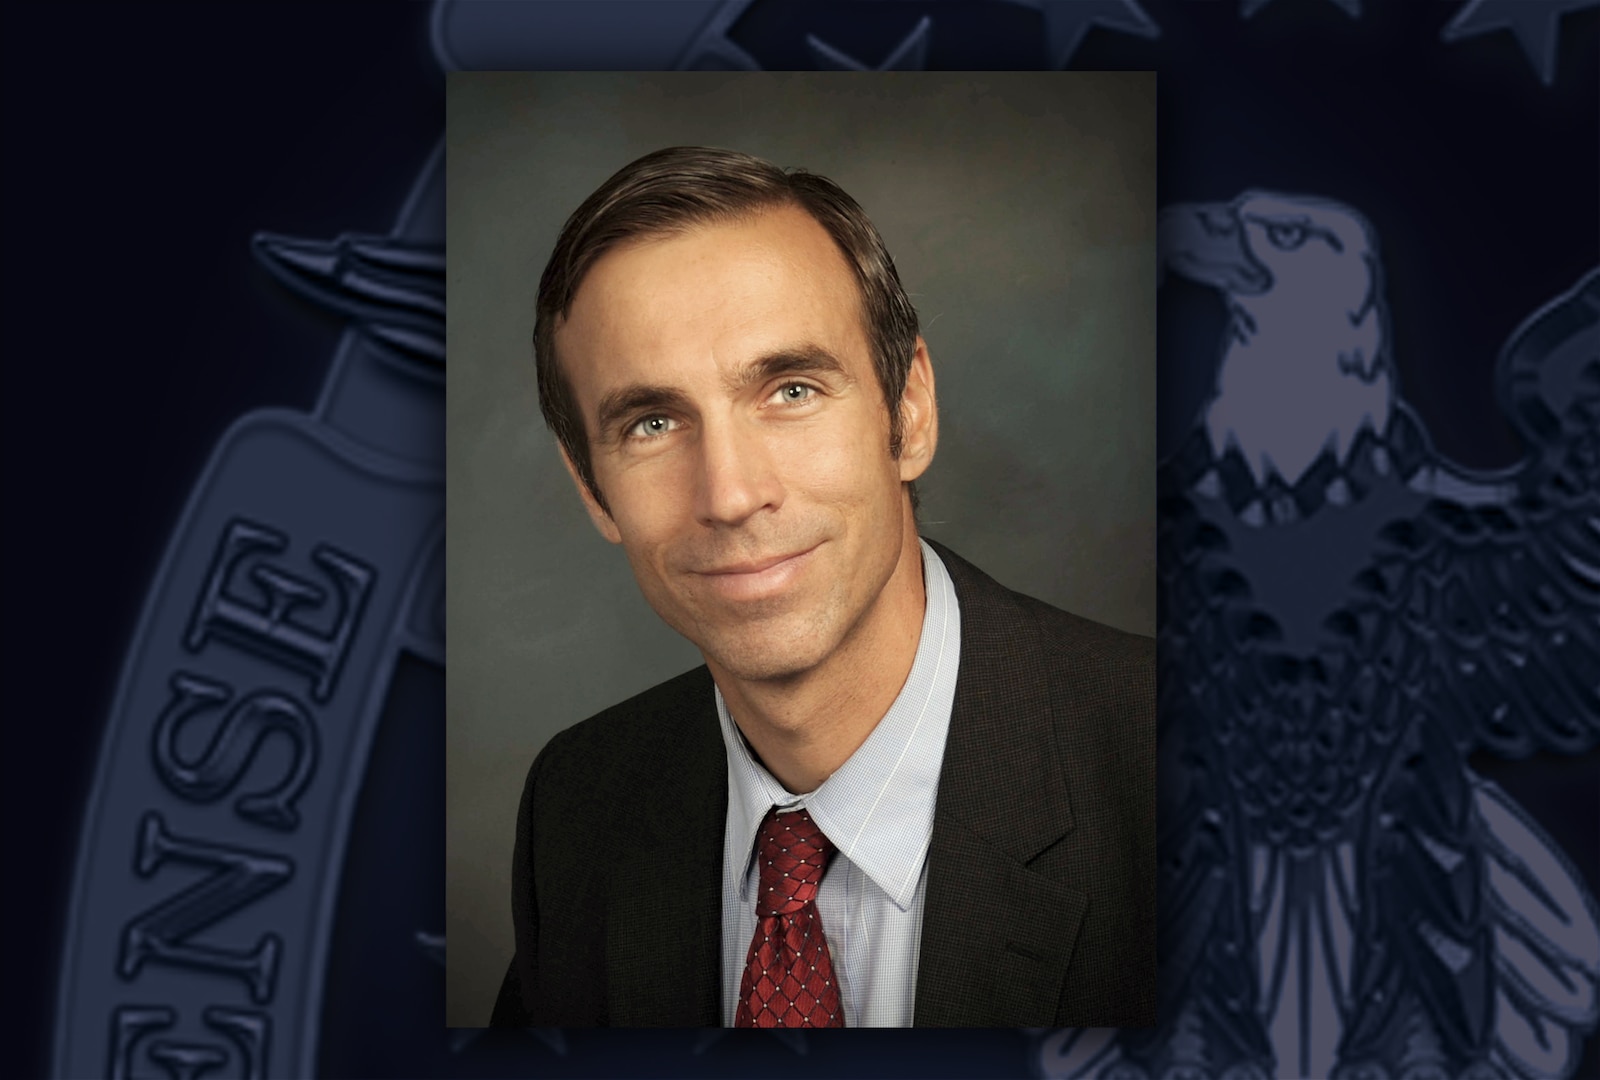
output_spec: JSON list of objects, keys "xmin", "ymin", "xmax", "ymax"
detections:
[{"xmin": 691, "ymin": 416, "xmax": 784, "ymax": 528}]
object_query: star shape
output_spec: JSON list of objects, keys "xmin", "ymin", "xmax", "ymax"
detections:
[
  {"xmin": 683, "ymin": 0, "xmax": 1160, "ymax": 72},
  {"xmin": 674, "ymin": 0, "xmax": 761, "ymax": 70},
  {"xmin": 1239, "ymin": 0, "xmax": 1361, "ymax": 18},
  {"xmin": 807, "ymin": 15, "xmax": 930, "ymax": 70},
  {"xmin": 1022, "ymin": 0, "xmax": 1161, "ymax": 68},
  {"xmin": 1442, "ymin": 0, "xmax": 1598, "ymax": 86}
]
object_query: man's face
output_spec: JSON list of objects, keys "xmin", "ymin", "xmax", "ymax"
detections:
[{"xmin": 554, "ymin": 204, "xmax": 933, "ymax": 684}]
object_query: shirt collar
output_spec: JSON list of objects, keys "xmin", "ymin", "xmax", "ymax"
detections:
[{"xmin": 718, "ymin": 538, "xmax": 962, "ymax": 911}]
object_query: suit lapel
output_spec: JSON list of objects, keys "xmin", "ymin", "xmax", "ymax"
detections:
[
  {"xmin": 915, "ymin": 541, "xmax": 1086, "ymax": 1027},
  {"xmin": 592, "ymin": 545, "xmax": 1090, "ymax": 1026},
  {"xmin": 603, "ymin": 669, "xmax": 726, "ymax": 1026}
]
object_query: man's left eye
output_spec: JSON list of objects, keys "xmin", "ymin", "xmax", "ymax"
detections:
[
  {"xmin": 775, "ymin": 383, "xmax": 814, "ymax": 404},
  {"xmin": 627, "ymin": 414, "xmax": 679, "ymax": 439}
]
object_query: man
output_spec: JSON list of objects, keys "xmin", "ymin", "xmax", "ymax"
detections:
[{"xmin": 491, "ymin": 146, "xmax": 1154, "ymax": 1028}]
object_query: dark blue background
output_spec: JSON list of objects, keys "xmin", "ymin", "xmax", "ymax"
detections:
[
  {"xmin": 6, "ymin": 2, "xmax": 1595, "ymax": 1076},
  {"xmin": 5, "ymin": 6, "xmax": 441, "ymax": 1075}
]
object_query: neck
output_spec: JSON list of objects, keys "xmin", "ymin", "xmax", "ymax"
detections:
[{"xmin": 711, "ymin": 520, "xmax": 927, "ymax": 795}]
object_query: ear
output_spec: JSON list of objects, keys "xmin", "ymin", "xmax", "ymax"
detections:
[
  {"xmin": 897, "ymin": 337, "xmax": 938, "ymax": 483},
  {"xmin": 557, "ymin": 443, "xmax": 623, "ymax": 545}
]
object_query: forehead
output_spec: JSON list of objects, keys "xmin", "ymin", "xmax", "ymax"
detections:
[{"xmin": 554, "ymin": 204, "xmax": 869, "ymax": 398}]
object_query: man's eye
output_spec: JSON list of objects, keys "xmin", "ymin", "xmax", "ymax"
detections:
[
  {"xmin": 627, "ymin": 415, "xmax": 678, "ymax": 439},
  {"xmin": 774, "ymin": 383, "xmax": 815, "ymax": 405}
]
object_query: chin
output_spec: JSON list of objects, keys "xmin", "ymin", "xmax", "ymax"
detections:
[
  {"xmin": 693, "ymin": 612, "xmax": 839, "ymax": 685},
  {"xmin": 705, "ymin": 633, "xmax": 829, "ymax": 684}
]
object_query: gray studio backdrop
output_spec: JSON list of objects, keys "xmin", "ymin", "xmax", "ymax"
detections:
[{"xmin": 445, "ymin": 71, "xmax": 1155, "ymax": 1025}]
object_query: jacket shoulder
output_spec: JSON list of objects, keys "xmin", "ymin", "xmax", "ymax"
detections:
[
  {"xmin": 926, "ymin": 535, "xmax": 1153, "ymax": 684},
  {"xmin": 530, "ymin": 665, "xmax": 718, "ymax": 794},
  {"xmin": 1018, "ymin": 592, "xmax": 1155, "ymax": 694},
  {"xmin": 501, "ymin": 665, "xmax": 724, "ymax": 1026}
]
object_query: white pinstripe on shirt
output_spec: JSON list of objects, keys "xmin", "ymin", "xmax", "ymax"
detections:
[{"xmin": 718, "ymin": 539, "xmax": 962, "ymax": 1027}]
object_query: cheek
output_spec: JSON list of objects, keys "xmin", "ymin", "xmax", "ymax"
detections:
[
  {"xmin": 801, "ymin": 415, "xmax": 900, "ymax": 505},
  {"xmin": 609, "ymin": 501, "xmax": 679, "ymax": 566},
  {"xmin": 775, "ymin": 393, "xmax": 894, "ymax": 480},
  {"xmin": 801, "ymin": 444, "xmax": 890, "ymax": 508},
  {"xmin": 597, "ymin": 470, "xmax": 684, "ymax": 563}
]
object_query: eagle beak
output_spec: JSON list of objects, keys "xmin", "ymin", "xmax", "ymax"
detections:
[{"xmin": 1159, "ymin": 203, "xmax": 1271, "ymax": 296}]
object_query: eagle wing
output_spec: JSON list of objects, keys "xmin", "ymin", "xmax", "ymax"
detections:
[
  {"xmin": 1338, "ymin": 268, "xmax": 1600, "ymax": 1078},
  {"xmin": 1138, "ymin": 267, "xmax": 1600, "ymax": 1079},
  {"xmin": 1361, "ymin": 268, "xmax": 1600, "ymax": 760}
]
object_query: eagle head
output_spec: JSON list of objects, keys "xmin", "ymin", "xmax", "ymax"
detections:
[{"xmin": 1160, "ymin": 192, "xmax": 1394, "ymax": 488}]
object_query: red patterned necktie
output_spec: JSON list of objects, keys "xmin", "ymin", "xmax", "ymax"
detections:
[{"xmin": 734, "ymin": 807, "xmax": 845, "ymax": 1028}]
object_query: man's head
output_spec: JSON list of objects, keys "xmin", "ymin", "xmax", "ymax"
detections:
[
  {"xmin": 536, "ymin": 146, "xmax": 924, "ymax": 516},
  {"xmin": 533, "ymin": 147, "xmax": 937, "ymax": 684}
]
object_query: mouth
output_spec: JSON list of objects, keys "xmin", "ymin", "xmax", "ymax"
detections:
[{"xmin": 693, "ymin": 544, "xmax": 820, "ymax": 601}]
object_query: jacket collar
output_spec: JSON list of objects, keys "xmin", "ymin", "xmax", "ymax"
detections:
[
  {"xmin": 914, "ymin": 539, "xmax": 1084, "ymax": 1027},
  {"xmin": 603, "ymin": 540, "xmax": 1083, "ymax": 1027}
]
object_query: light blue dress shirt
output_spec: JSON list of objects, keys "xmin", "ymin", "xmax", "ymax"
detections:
[{"xmin": 718, "ymin": 539, "xmax": 962, "ymax": 1027}]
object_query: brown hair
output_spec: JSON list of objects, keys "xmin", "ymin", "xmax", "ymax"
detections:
[{"xmin": 534, "ymin": 146, "xmax": 922, "ymax": 516}]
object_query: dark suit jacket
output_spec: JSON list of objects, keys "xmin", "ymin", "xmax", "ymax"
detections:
[{"xmin": 490, "ymin": 540, "xmax": 1155, "ymax": 1027}]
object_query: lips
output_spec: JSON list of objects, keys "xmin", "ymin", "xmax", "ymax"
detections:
[
  {"xmin": 700, "ymin": 549, "xmax": 813, "ymax": 576},
  {"xmin": 692, "ymin": 544, "xmax": 819, "ymax": 601}
]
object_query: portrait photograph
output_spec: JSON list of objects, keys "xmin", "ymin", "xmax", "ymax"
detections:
[{"xmin": 445, "ymin": 70, "xmax": 1156, "ymax": 1028}]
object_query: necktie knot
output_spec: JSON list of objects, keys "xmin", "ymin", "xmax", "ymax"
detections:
[
  {"xmin": 736, "ymin": 805, "xmax": 844, "ymax": 1027},
  {"xmin": 755, "ymin": 808, "xmax": 833, "ymax": 916}
]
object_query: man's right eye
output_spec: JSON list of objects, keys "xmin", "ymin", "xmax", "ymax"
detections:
[{"xmin": 627, "ymin": 414, "xmax": 678, "ymax": 440}]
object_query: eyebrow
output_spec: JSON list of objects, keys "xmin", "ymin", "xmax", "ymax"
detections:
[
  {"xmin": 594, "ymin": 384, "xmax": 694, "ymax": 441},
  {"xmin": 724, "ymin": 344, "xmax": 852, "ymax": 395},
  {"xmin": 592, "ymin": 344, "xmax": 853, "ymax": 441}
]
